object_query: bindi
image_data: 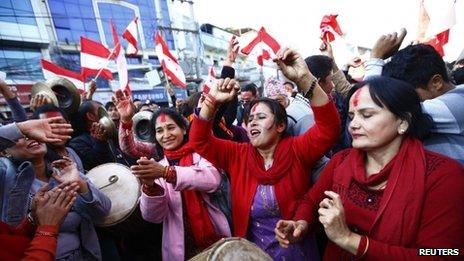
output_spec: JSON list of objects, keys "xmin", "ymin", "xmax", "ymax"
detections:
[
  {"xmin": 159, "ymin": 113, "xmax": 166, "ymax": 123},
  {"xmin": 353, "ymin": 88, "xmax": 363, "ymax": 107}
]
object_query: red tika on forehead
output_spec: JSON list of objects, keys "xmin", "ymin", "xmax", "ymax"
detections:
[
  {"xmin": 159, "ymin": 113, "xmax": 167, "ymax": 123},
  {"xmin": 44, "ymin": 111, "xmax": 62, "ymax": 118},
  {"xmin": 353, "ymin": 88, "xmax": 363, "ymax": 107},
  {"xmin": 251, "ymin": 104, "xmax": 257, "ymax": 113}
]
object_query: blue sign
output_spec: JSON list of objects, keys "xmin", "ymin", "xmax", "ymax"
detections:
[{"xmin": 132, "ymin": 88, "xmax": 187, "ymax": 103}]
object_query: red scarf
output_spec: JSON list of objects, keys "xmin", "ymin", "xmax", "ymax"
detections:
[
  {"xmin": 248, "ymin": 137, "xmax": 293, "ymax": 184},
  {"xmin": 333, "ymin": 138, "xmax": 425, "ymax": 245},
  {"xmin": 163, "ymin": 142, "xmax": 222, "ymax": 249}
]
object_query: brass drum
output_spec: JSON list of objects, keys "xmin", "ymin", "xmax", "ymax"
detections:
[
  {"xmin": 86, "ymin": 163, "xmax": 140, "ymax": 227},
  {"xmin": 189, "ymin": 237, "xmax": 272, "ymax": 261}
]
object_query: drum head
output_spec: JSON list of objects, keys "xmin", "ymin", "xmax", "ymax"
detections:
[
  {"xmin": 86, "ymin": 163, "xmax": 140, "ymax": 227},
  {"xmin": 190, "ymin": 237, "xmax": 272, "ymax": 261}
]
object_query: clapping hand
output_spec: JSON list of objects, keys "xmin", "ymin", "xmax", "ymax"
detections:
[
  {"xmin": 274, "ymin": 219, "xmax": 308, "ymax": 248},
  {"xmin": 52, "ymin": 156, "xmax": 88, "ymax": 193},
  {"xmin": 318, "ymin": 191, "xmax": 352, "ymax": 246},
  {"xmin": 130, "ymin": 157, "xmax": 165, "ymax": 186},
  {"xmin": 32, "ymin": 182, "xmax": 78, "ymax": 226}
]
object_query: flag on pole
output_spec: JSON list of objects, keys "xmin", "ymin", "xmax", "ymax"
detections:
[
  {"xmin": 122, "ymin": 17, "xmax": 139, "ymax": 56},
  {"xmin": 241, "ymin": 27, "xmax": 281, "ymax": 66},
  {"xmin": 202, "ymin": 66, "xmax": 216, "ymax": 94},
  {"xmin": 41, "ymin": 59, "xmax": 85, "ymax": 92},
  {"xmin": 320, "ymin": 14, "xmax": 343, "ymax": 43},
  {"xmin": 111, "ymin": 20, "xmax": 131, "ymax": 94},
  {"xmin": 80, "ymin": 37, "xmax": 113, "ymax": 80},
  {"xmin": 155, "ymin": 31, "xmax": 187, "ymax": 88},
  {"xmin": 417, "ymin": 0, "xmax": 456, "ymax": 56}
]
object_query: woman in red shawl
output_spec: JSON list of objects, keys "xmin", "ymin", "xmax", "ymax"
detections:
[
  {"xmin": 130, "ymin": 108, "xmax": 231, "ymax": 260},
  {"xmin": 189, "ymin": 47, "xmax": 341, "ymax": 260},
  {"xmin": 275, "ymin": 76, "xmax": 464, "ymax": 260}
]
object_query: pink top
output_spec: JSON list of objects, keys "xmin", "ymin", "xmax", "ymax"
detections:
[{"xmin": 139, "ymin": 153, "xmax": 231, "ymax": 261}]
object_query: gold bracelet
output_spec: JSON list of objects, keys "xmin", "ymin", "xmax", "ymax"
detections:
[{"xmin": 362, "ymin": 236, "xmax": 369, "ymax": 257}]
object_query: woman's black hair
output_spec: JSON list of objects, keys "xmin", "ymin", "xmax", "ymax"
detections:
[
  {"xmin": 248, "ymin": 98, "xmax": 288, "ymax": 134},
  {"xmin": 151, "ymin": 108, "xmax": 189, "ymax": 149},
  {"xmin": 347, "ymin": 76, "xmax": 433, "ymax": 140}
]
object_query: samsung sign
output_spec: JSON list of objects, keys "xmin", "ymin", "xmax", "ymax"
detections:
[{"xmin": 132, "ymin": 88, "xmax": 187, "ymax": 102}]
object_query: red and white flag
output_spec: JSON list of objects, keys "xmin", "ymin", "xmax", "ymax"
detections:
[
  {"xmin": 417, "ymin": 0, "xmax": 456, "ymax": 56},
  {"xmin": 80, "ymin": 37, "xmax": 113, "ymax": 80},
  {"xmin": 320, "ymin": 14, "xmax": 343, "ymax": 43},
  {"xmin": 155, "ymin": 31, "xmax": 186, "ymax": 88},
  {"xmin": 122, "ymin": 17, "xmax": 139, "ymax": 56},
  {"xmin": 202, "ymin": 66, "xmax": 216, "ymax": 94},
  {"xmin": 41, "ymin": 59, "xmax": 85, "ymax": 92},
  {"xmin": 111, "ymin": 20, "xmax": 131, "ymax": 94},
  {"xmin": 241, "ymin": 27, "xmax": 281, "ymax": 66}
]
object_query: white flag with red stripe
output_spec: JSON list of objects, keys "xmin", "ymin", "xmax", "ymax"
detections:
[
  {"xmin": 241, "ymin": 27, "xmax": 281, "ymax": 66},
  {"xmin": 418, "ymin": 0, "xmax": 456, "ymax": 56},
  {"xmin": 111, "ymin": 20, "xmax": 131, "ymax": 94},
  {"xmin": 80, "ymin": 37, "xmax": 113, "ymax": 80},
  {"xmin": 202, "ymin": 66, "xmax": 216, "ymax": 94},
  {"xmin": 122, "ymin": 17, "xmax": 139, "ymax": 56},
  {"xmin": 41, "ymin": 59, "xmax": 85, "ymax": 93},
  {"xmin": 155, "ymin": 32, "xmax": 186, "ymax": 88}
]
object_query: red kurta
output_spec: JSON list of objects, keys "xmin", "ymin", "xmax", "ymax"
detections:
[
  {"xmin": 295, "ymin": 148, "xmax": 464, "ymax": 260},
  {"xmin": 190, "ymin": 101, "xmax": 341, "ymax": 237},
  {"xmin": 0, "ymin": 219, "xmax": 58, "ymax": 261}
]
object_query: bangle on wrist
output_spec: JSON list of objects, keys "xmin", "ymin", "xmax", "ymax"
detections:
[
  {"xmin": 27, "ymin": 212, "xmax": 35, "ymax": 226},
  {"xmin": 35, "ymin": 230, "xmax": 58, "ymax": 238},
  {"xmin": 303, "ymin": 78, "xmax": 318, "ymax": 100}
]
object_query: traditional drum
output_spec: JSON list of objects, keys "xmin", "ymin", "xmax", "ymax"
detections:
[
  {"xmin": 189, "ymin": 237, "xmax": 272, "ymax": 261},
  {"xmin": 86, "ymin": 163, "xmax": 140, "ymax": 227}
]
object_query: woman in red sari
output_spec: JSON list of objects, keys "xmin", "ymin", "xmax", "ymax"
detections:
[{"xmin": 275, "ymin": 76, "xmax": 464, "ymax": 260}]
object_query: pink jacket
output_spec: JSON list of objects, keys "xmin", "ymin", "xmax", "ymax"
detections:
[{"xmin": 140, "ymin": 153, "xmax": 231, "ymax": 261}]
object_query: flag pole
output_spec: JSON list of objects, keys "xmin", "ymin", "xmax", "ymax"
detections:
[
  {"xmin": 162, "ymin": 70, "xmax": 174, "ymax": 107},
  {"xmin": 93, "ymin": 42, "xmax": 121, "ymax": 81}
]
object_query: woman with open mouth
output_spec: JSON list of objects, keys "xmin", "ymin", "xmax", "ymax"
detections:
[{"xmin": 189, "ymin": 47, "xmax": 341, "ymax": 260}]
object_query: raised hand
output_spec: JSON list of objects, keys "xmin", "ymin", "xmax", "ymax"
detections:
[
  {"xmin": 130, "ymin": 157, "xmax": 165, "ymax": 185},
  {"xmin": 371, "ymin": 28, "xmax": 407, "ymax": 59},
  {"xmin": 112, "ymin": 89, "xmax": 135, "ymax": 123},
  {"xmin": 0, "ymin": 80, "xmax": 15, "ymax": 99},
  {"xmin": 209, "ymin": 78, "xmax": 240, "ymax": 104},
  {"xmin": 225, "ymin": 36, "xmax": 240, "ymax": 66},
  {"xmin": 347, "ymin": 57, "xmax": 363, "ymax": 68},
  {"xmin": 30, "ymin": 94, "xmax": 53, "ymax": 111},
  {"xmin": 17, "ymin": 117, "xmax": 73, "ymax": 143},
  {"xmin": 90, "ymin": 122, "xmax": 107, "ymax": 141},
  {"xmin": 274, "ymin": 219, "xmax": 308, "ymax": 248},
  {"xmin": 52, "ymin": 156, "xmax": 88, "ymax": 193},
  {"xmin": 273, "ymin": 47, "xmax": 313, "ymax": 85},
  {"xmin": 320, "ymin": 41, "xmax": 334, "ymax": 60},
  {"xmin": 32, "ymin": 183, "xmax": 78, "ymax": 226}
]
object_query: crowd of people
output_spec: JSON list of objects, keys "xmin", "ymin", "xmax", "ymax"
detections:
[{"xmin": 0, "ymin": 28, "xmax": 463, "ymax": 261}]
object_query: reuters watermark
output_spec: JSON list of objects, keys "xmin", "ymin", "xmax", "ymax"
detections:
[{"xmin": 418, "ymin": 248, "xmax": 460, "ymax": 256}]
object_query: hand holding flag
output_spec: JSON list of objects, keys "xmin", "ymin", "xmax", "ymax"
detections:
[{"xmin": 320, "ymin": 14, "xmax": 343, "ymax": 43}]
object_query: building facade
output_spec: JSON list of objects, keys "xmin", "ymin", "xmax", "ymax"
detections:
[{"xmin": 0, "ymin": 0, "xmax": 186, "ymax": 110}]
